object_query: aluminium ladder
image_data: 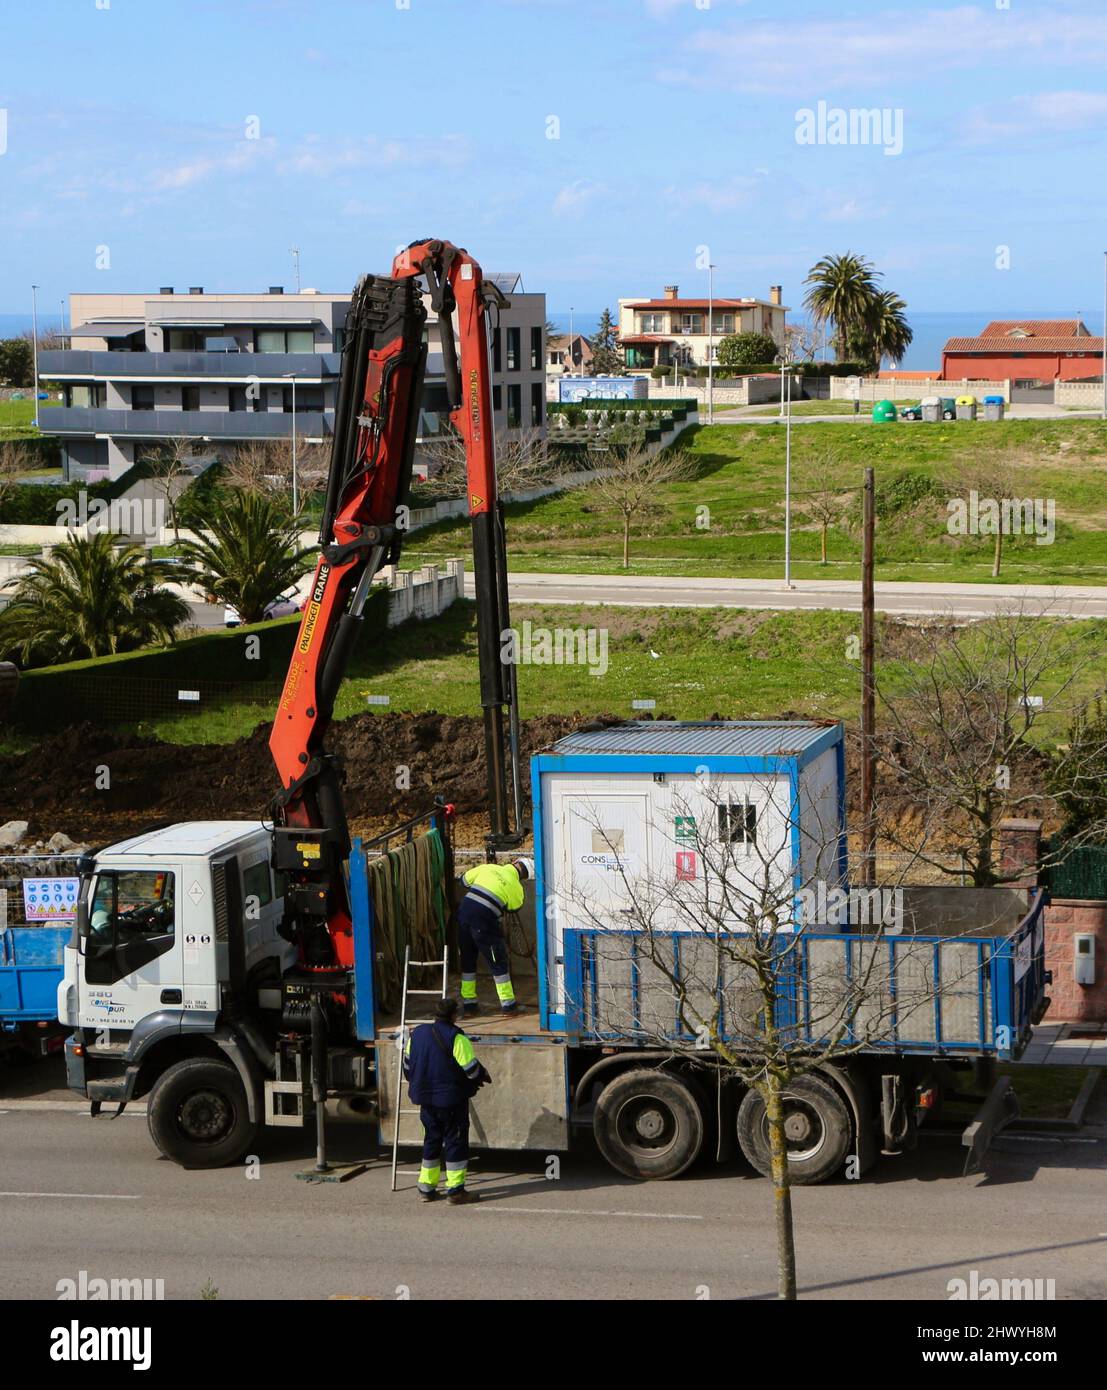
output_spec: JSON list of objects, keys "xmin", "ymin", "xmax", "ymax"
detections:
[{"xmin": 389, "ymin": 943, "xmax": 449, "ymax": 1192}]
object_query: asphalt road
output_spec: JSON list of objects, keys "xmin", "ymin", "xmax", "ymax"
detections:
[
  {"xmin": 1, "ymin": 1097, "xmax": 1104, "ymax": 1301},
  {"xmin": 467, "ymin": 573, "xmax": 1107, "ymax": 621}
]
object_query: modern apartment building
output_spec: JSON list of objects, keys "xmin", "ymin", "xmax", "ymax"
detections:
[
  {"xmin": 617, "ymin": 284, "xmax": 788, "ymax": 371},
  {"xmin": 40, "ymin": 278, "xmax": 546, "ymax": 481}
]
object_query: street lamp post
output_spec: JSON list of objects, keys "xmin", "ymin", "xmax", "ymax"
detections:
[
  {"xmin": 569, "ymin": 307, "xmax": 575, "ymax": 374},
  {"xmin": 777, "ymin": 349, "xmax": 795, "ymax": 589},
  {"xmin": 30, "ymin": 284, "xmax": 40, "ymax": 429},
  {"xmin": 1102, "ymin": 252, "xmax": 1106, "ymax": 421},
  {"xmin": 284, "ymin": 372, "xmax": 299, "ymax": 514},
  {"xmin": 707, "ymin": 262, "xmax": 717, "ymax": 425}
]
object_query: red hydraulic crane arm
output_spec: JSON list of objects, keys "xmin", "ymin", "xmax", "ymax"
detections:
[{"xmin": 267, "ymin": 240, "xmax": 522, "ymax": 978}]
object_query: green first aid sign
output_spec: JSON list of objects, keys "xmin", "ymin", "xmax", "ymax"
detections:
[{"xmin": 674, "ymin": 816, "xmax": 696, "ymax": 841}]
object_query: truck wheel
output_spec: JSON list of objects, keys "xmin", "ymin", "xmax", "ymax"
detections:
[
  {"xmin": 146, "ymin": 1058, "xmax": 257, "ymax": 1169},
  {"xmin": 736, "ymin": 1075, "xmax": 851, "ymax": 1186},
  {"xmin": 593, "ymin": 1069, "xmax": 704, "ymax": 1180}
]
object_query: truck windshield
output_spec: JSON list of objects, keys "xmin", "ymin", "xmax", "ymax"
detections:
[{"xmin": 89, "ymin": 871, "xmax": 175, "ymax": 941}]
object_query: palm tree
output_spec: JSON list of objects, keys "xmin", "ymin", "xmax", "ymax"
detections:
[
  {"xmin": 0, "ymin": 532, "xmax": 190, "ymax": 665},
  {"xmin": 803, "ymin": 253, "xmax": 881, "ymax": 361},
  {"xmin": 176, "ymin": 491, "xmax": 313, "ymax": 625},
  {"xmin": 869, "ymin": 289, "xmax": 914, "ymax": 369}
]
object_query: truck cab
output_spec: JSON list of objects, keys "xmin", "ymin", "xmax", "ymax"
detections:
[{"xmin": 59, "ymin": 822, "xmax": 292, "ymax": 1163}]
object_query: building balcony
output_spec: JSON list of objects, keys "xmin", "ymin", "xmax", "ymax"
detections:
[
  {"xmin": 40, "ymin": 407, "xmax": 332, "ymax": 439},
  {"xmin": 38, "ymin": 350, "xmax": 341, "ymax": 381}
]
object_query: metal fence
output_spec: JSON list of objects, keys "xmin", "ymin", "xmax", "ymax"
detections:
[{"xmin": 1046, "ymin": 837, "xmax": 1107, "ymax": 900}]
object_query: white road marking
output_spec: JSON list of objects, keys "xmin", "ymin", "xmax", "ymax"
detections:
[
  {"xmin": 0, "ymin": 1191, "xmax": 141, "ymax": 1200},
  {"xmin": 479, "ymin": 1205, "xmax": 702, "ymax": 1220}
]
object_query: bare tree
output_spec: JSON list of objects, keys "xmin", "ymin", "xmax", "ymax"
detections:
[
  {"xmin": 559, "ymin": 775, "xmax": 1001, "ymax": 1299},
  {"xmin": 0, "ymin": 441, "xmax": 32, "ymax": 508},
  {"xmin": 222, "ymin": 436, "xmax": 326, "ymax": 510},
  {"xmin": 871, "ymin": 609, "xmax": 1107, "ymax": 884},
  {"xmin": 798, "ymin": 451, "xmax": 850, "ymax": 565},
  {"xmin": 785, "ymin": 321, "xmax": 822, "ymax": 364},
  {"xmin": 587, "ymin": 444, "xmax": 695, "ymax": 568},
  {"xmin": 419, "ymin": 425, "xmax": 554, "ymax": 500},
  {"xmin": 145, "ymin": 437, "xmax": 195, "ymax": 544}
]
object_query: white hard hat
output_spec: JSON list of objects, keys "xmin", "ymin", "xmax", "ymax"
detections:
[{"xmin": 512, "ymin": 857, "xmax": 535, "ymax": 881}]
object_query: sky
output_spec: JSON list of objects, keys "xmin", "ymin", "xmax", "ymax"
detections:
[{"xmin": 2, "ymin": 0, "xmax": 1107, "ymax": 340}]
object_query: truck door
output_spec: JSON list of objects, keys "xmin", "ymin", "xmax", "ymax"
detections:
[{"xmin": 80, "ymin": 865, "xmax": 183, "ymax": 1030}]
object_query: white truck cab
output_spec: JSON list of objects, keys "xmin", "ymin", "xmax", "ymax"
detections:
[{"xmin": 59, "ymin": 821, "xmax": 297, "ymax": 1166}]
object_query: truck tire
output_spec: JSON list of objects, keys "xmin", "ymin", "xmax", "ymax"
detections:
[
  {"xmin": 146, "ymin": 1057, "xmax": 257, "ymax": 1169},
  {"xmin": 593, "ymin": 1069, "xmax": 704, "ymax": 1180},
  {"xmin": 736, "ymin": 1075, "xmax": 851, "ymax": 1186}
]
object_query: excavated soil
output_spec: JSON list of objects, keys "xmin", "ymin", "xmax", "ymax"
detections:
[
  {"xmin": 0, "ymin": 709, "xmax": 1057, "ymax": 854},
  {"xmin": 0, "ymin": 712, "xmax": 636, "ymax": 848}
]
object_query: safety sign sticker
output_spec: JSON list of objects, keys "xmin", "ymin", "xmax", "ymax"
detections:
[{"xmin": 22, "ymin": 877, "xmax": 80, "ymax": 921}]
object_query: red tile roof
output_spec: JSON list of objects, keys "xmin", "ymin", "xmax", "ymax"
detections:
[
  {"xmin": 979, "ymin": 319, "xmax": 1087, "ymax": 338},
  {"xmin": 944, "ymin": 336, "xmax": 1104, "ymax": 353},
  {"xmin": 619, "ymin": 333, "xmax": 673, "ymax": 344}
]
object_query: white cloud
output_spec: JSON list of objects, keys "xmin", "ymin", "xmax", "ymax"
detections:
[
  {"xmin": 552, "ymin": 179, "xmax": 606, "ymax": 215},
  {"xmin": 964, "ymin": 89, "xmax": 1107, "ymax": 143},
  {"xmin": 669, "ymin": 6, "xmax": 1107, "ymax": 93}
]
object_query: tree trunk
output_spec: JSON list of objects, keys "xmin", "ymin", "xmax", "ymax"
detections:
[
  {"xmin": 765, "ymin": 1073, "xmax": 798, "ymax": 1300},
  {"xmin": 820, "ymin": 523, "xmax": 828, "ymax": 565},
  {"xmin": 622, "ymin": 514, "xmax": 630, "ymax": 569},
  {"xmin": 992, "ymin": 523, "xmax": 1003, "ymax": 579}
]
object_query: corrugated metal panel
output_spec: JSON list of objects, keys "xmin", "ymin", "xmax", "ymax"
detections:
[{"xmin": 550, "ymin": 721, "xmax": 835, "ymax": 759}]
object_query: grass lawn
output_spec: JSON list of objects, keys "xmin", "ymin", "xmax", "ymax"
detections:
[
  {"xmin": 0, "ymin": 397, "xmax": 60, "ymax": 436},
  {"xmin": 108, "ymin": 600, "xmax": 1107, "ymax": 747},
  {"xmin": 405, "ymin": 419, "xmax": 1107, "ymax": 584}
]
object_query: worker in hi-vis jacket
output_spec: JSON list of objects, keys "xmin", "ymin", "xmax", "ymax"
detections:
[
  {"xmin": 403, "ymin": 997, "xmax": 490, "ymax": 1204},
  {"xmin": 455, "ymin": 857, "xmax": 533, "ymax": 1017}
]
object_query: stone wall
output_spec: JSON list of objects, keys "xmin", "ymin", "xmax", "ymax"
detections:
[{"xmin": 829, "ymin": 376, "xmax": 1011, "ymax": 402}]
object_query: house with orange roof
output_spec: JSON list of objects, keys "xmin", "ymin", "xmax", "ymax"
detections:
[{"xmin": 941, "ymin": 319, "xmax": 1104, "ymax": 383}]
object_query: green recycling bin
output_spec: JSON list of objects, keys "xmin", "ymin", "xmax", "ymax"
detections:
[{"xmin": 872, "ymin": 399, "xmax": 897, "ymax": 422}]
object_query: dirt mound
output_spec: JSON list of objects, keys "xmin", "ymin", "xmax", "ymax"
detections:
[{"xmin": 0, "ymin": 711, "xmax": 638, "ymax": 845}]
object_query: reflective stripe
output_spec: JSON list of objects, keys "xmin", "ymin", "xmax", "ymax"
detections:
[
  {"xmin": 445, "ymin": 1165, "xmax": 467, "ymax": 1190},
  {"xmin": 493, "ymin": 974, "xmax": 515, "ymax": 1003},
  {"xmin": 418, "ymin": 1165, "xmax": 441, "ymax": 1192},
  {"xmin": 465, "ymin": 886, "xmax": 504, "ymax": 917},
  {"xmin": 460, "ymin": 975, "xmax": 478, "ymax": 1000},
  {"xmin": 453, "ymin": 1034, "xmax": 476, "ymax": 1068}
]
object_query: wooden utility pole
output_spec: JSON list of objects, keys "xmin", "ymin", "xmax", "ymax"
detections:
[{"xmin": 860, "ymin": 467, "xmax": 876, "ymax": 886}]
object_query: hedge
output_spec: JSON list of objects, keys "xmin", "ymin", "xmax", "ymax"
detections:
[{"xmin": 10, "ymin": 587, "xmax": 390, "ymax": 732}]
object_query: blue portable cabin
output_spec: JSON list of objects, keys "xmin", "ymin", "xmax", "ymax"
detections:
[{"xmin": 529, "ymin": 721, "xmax": 1046, "ymax": 1061}]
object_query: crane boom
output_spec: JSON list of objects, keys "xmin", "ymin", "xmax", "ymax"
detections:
[{"xmin": 268, "ymin": 240, "xmax": 524, "ymax": 975}]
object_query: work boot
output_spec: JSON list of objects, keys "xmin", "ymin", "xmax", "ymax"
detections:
[
  {"xmin": 447, "ymin": 1188, "xmax": 480, "ymax": 1206},
  {"xmin": 418, "ymin": 1189, "xmax": 438, "ymax": 1203},
  {"xmin": 500, "ymin": 999, "xmax": 520, "ymax": 1016},
  {"xmin": 462, "ymin": 1002, "xmax": 480, "ymax": 1019}
]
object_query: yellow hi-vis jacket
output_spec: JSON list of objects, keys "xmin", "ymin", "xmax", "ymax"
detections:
[{"xmin": 461, "ymin": 863, "xmax": 525, "ymax": 913}]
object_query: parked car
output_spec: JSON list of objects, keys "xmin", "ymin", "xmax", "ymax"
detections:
[
  {"xmin": 224, "ymin": 593, "xmax": 302, "ymax": 627},
  {"xmin": 940, "ymin": 397, "xmax": 957, "ymax": 419},
  {"xmin": 900, "ymin": 402, "xmax": 924, "ymax": 420}
]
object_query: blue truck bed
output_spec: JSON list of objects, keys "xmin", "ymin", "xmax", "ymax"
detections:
[{"xmin": 0, "ymin": 925, "xmax": 70, "ymax": 1030}]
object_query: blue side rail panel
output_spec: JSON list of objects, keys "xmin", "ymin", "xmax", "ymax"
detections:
[
  {"xmin": 0, "ymin": 926, "xmax": 70, "ymax": 1027},
  {"xmin": 565, "ymin": 890, "xmax": 1048, "ymax": 1061}
]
